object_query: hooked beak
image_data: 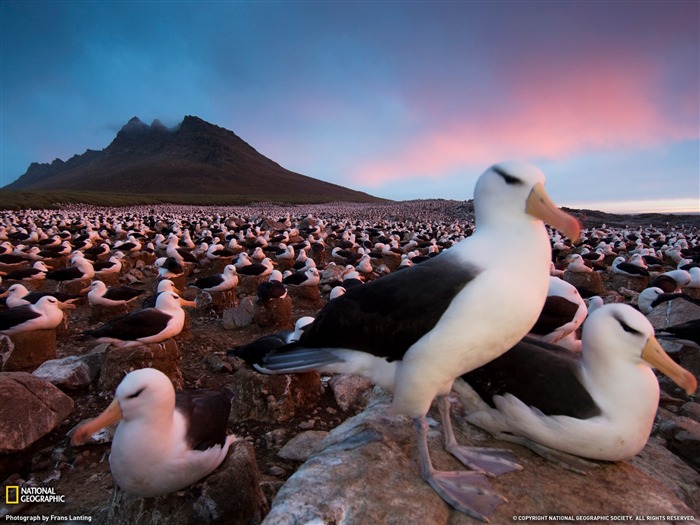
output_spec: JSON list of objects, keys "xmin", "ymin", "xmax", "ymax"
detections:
[
  {"xmin": 0, "ymin": 290, "xmax": 8, "ymax": 299},
  {"xmin": 58, "ymin": 301, "xmax": 77, "ymax": 310},
  {"xmin": 642, "ymin": 335, "xmax": 697, "ymax": 395},
  {"xmin": 71, "ymin": 398, "xmax": 122, "ymax": 446},
  {"xmin": 526, "ymin": 183, "xmax": 581, "ymax": 243},
  {"xmin": 179, "ymin": 297, "xmax": 197, "ymax": 308}
]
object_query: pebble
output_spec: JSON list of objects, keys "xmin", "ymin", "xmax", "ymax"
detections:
[{"xmin": 267, "ymin": 466, "xmax": 286, "ymax": 477}]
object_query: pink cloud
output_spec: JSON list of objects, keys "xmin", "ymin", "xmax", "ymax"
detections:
[{"xmin": 351, "ymin": 56, "xmax": 698, "ymax": 187}]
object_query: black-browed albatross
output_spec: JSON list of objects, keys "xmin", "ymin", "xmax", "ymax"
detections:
[
  {"xmin": 82, "ymin": 291, "xmax": 195, "ymax": 347},
  {"xmin": 256, "ymin": 161, "xmax": 580, "ymax": 521},
  {"xmin": 457, "ymin": 304, "xmax": 696, "ymax": 469},
  {"xmin": 0, "ymin": 295, "xmax": 76, "ymax": 335},
  {"xmin": 71, "ymin": 367, "xmax": 236, "ymax": 496}
]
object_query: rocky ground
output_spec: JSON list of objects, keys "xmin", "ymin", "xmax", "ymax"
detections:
[{"xmin": 0, "ymin": 202, "xmax": 699, "ymax": 524}]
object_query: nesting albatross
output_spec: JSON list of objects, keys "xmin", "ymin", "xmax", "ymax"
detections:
[
  {"xmin": 457, "ymin": 304, "xmax": 696, "ymax": 469},
  {"xmin": 71, "ymin": 367, "xmax": 236, "ymax": 496},
  {"xmin": 82, "ymin": 291, "xmax": 195, "ymax": 348},
  {"xmin": 256, "ymin": 161, "xmax": 580, "ymax": 520},
  {"xmin": 0, "ymin": 295, "xmax": 76, "ymax": 335}
]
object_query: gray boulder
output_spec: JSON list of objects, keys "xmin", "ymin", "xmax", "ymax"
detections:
[
  {"xmin": 32, "ymin": 353, "xmax": 102, "ymax": 390},
  {"xmin": 263, "ymin": 389, "xmax": 698, "ymax": 524},
  {"xmin": 0, "ymin": 372, "xmax": 74, "ymax": 453}
]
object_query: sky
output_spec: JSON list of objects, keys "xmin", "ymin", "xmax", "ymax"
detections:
[{"xmin": 1, "ymin": 1, "xmax": 698, "ymax": 213}]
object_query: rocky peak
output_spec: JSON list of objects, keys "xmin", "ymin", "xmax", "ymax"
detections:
[
  {"xmin": 150, "ymin": 119, "xmax": 168, "ymax": 131},
  {"xmin": 120, "ymin": 116, "xmax": 149, "ymax": 133}
]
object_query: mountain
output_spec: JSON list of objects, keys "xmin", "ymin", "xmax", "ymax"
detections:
[{"xmin": 3, "ymin": 116, "xmax": 381, "ymax": 203}]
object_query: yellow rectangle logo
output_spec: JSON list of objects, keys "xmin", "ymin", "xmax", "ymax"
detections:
[{"xmin": 6, "ymin": 485, "xmax": 19, "ymax": 504}]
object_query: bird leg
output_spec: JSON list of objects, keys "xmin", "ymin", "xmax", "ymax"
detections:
[
  {"xmin": 413, "ymin": 416, "xmax": 506, "ymax": 522},
  {"xmin": 490, "ymin": 431, "xmax": 599, "ymax": 474},
  {"xmin": 438, "ymin": 395, "xmax": 522, "ymax": 477}
]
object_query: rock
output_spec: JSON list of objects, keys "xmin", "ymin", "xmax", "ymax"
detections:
[
  {"xmin": 609, "ymin": 273, "xmax": 649, "ymax": 292},
  {"xmin": 562, "ymin": 270, "xmax": 605, "ymax": 296},
  {"xmin": 646, "ymin": 298, "xmax": 700, "ymax": 330},
  {"xmin": 201, "ymin": 354, "xmax": 233, "ymax": 374},
  {"xmin": 263, "ymin": 428, "xmax": 289, "ymax": 450},
  {"xmin": 210, "ymin": 257, "xmax": 234, "ymax": 274},
  {"xmin": 288, "ymin": 285, "xmax": 322, "ymax": 309},
  {"xmin": 263, "ymin": 389, "xmax": 698, "ymax": 524},
  {"xmin": 96, "ymin": 272, "xmax": 120, "ymax": 286},
  {"xmin": 196, "ymin": 289, "xmax": 238, "ymax": 313},
  {"xmin": 0, "ymin": 372, "xmax": 74, "ymax": 453},
  {"xmin": 320, "ymin": 264, "xmax": 344, "ymax": 287},
  {"xmin": 278, "ymin": 430, "xmax": 329, "ymax": 462},
  {"xmin": 238, "ymin": 274, "xmax": 269, "ymax": 296},
  {"xmin": 32, "ymin": 353, "xmax": 102, "ymax": 389},
  {"xmin": 657, "ymin": 407, "xmax": 700, "ymax": 471},
  {"xmin": 682, "ymin": 286, "xmax": 700, "ymax": 300},
  {"xmin": 93, "ymin": 441, "xmax": 268, "ymax": 524},
  {"xmin": 328, "ymin": 374, "xmax": 373, "ymax": 412},
  {"xmin": 222, "ymin": 296, "xmax": 256, "ymax": 330},
  {"xmin": 253, "ymin": 295, "xmax": 293, "ymax": 330},
  {"xmin": 99, "ymin": 339, "xmax": 183, "ymax": 392},
  {"xmin": 90, "ymin": 303, "xmax": 131, "ymax": 322},
  {"xmin": 57, "ymin": 278, "xmax": 92, "ymax": 296},
  {"xmin": 629, "ymin": 435, "xmax": 700, "ymax": 510},
  {"xmin": 297, "ymin": 419, "xmax": 315, "ymax": 430},
  {"xmin": 1, "ymin": 330, "xmax": 57, "ymax": 372},
  {"xmin": 190, "ymin": 441, "xmax": 268, "ymax": 523},
  {"xmin": 267, "ymin": 466, "xmax": 286, "ymax": 477},
  {"xmin": 680, "ymin": 402, "xmax": 700, "ymax": 423},
  {"xmin": 228, "ymin": 367, "xmax": 323, "ymax": 424}
]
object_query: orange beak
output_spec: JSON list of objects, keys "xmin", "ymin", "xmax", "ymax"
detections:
[
  {"xmin": 71, "ymin": 398, "xmax": 122, "ymax": 446},
  {"xmin": 643, "ymin": 335, "xmax": 697, "ymax": 395},
  {"xmin": 526, "ymin": 183, "xmax": 581, "ymax": 243}
]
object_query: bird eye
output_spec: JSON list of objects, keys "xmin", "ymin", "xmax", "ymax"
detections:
[
  {"xmin": 493, "ymin": 166, "xmax": 522, "ymax": 185},
  {"xmin": 617, "ymin": 317, "xmax": 642, "ymax": 335},
  {"xmin": 127, "ymin": 388, "xmax": 145, "ymax": 399}
]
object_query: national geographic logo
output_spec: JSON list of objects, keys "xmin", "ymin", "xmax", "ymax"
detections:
[{"xmin": 5, "ymin": 485, "xmax": 66, "ymax": 504}]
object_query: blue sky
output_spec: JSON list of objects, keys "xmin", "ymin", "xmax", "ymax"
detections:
[{"xmin": 1, "ymin": 1, "xmax": 698, "ymax": 212}]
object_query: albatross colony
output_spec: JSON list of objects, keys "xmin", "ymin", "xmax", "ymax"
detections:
[
  {"xmin": 255, "ymin": 161, "xmax": 581, "ymax": 520},
  {"xmin": 1, "ymin": 161, "xmax": 700, "ymax": 520}
]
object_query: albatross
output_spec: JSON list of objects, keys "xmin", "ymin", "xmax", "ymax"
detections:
[
  {"xmin": 82, "ymin": 291, "xmax": 195, "ymax": 348},
  {"xmin": 0, "ymin": 295, "xmax": 76, "ymax": 335},
  {"xmin": 83, "ymin": 280, "xmax": 145, "ymax": 307},
  {"xmin": 71, "ymin": 367, "xmax": 236, "ymax": 497},
  {"xmin": 457, "ymin": 304, "xmax": 696, "ymax": 469},
  {"xmin": 255, "ymin": 161, "xmax": 580, "ymax": 520}
]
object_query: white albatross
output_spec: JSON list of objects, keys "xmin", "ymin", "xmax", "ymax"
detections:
[
  {"xmin": 71, "ymin": 368, "xmax": 236, "ymax": 496},
  {"xmin": 255, "ymin": 161, "xmax": 580, "ymax": 520},
  {"xmin": 457, "ymin": 304, "xmax": 696, "ymax": 469},
  {"xmin": 82, "ymin": 291, "xmax": 195, "ymax": 347},
  {"xmin": 0, "ymin": 295, "xmax": 76, "ymax": 335}
]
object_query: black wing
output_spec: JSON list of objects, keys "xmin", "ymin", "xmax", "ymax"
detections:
[
  {"xmin": 529, "ymin": 296, "xmax": 580, "ymax": 335},
  {"xmin": 297, "ymin": 253, "xmax": 480, "ymax": 362},
  {"xmin": 176, "ymin": 389, "xmax": 233, "ymax": 450},
  {"xmin": 83, "ymin": 308, "xmax": 172, "ymax": 340},
  {"xmin": 0, "ymin": 305, "xmax": 41, "ymax": 331},
  {"xmin": 228, "ymin": 331, "xmax": 293, "ymax": 366},
  {"xmin": 462, "ymin": 336, "xmax": 601, "ymax": 419}
]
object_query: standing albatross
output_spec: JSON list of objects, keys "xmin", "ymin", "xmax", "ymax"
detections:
[{"xmin": 257, "ymin": 161, "xmax": 580, "ymax": 520}]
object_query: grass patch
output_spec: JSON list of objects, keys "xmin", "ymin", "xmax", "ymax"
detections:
[{"xmin": 0, "ymin": 190, "xmax": 385, "ymax": 210}]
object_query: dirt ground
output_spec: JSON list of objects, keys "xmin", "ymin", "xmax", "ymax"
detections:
[
  {"xmin": 0, "ymin": 274, "xmax": 349, "ymax": 522},
  {"xmin": 1, "ymin": 206, "xmax": 699, "ymax": 522}
]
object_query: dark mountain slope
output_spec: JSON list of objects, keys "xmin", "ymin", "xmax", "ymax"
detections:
[{"xmin": 4, "ymin": 116, "xmax": 380, "ymax": 203}]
